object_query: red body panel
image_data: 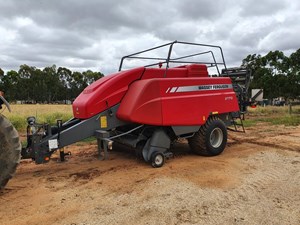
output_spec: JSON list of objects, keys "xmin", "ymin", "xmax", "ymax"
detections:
[
  {"xmin": 117, "ymin": 77, "xmax": 239, "ymax": 126},
  {"xmin": 72, "ymin": 67, "xmax": 144, "ymax": 118},
  {"xmin": 72, "ymin": 64, "xmax": 239, "ymax": 125}
]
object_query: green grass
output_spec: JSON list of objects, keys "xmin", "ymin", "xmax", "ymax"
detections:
[
  {"xmin": 243, "ymin": 105, "xmax": 300, "ymax": 127},
  {"xmin": 242, "ymin": 119, "xmax": 257, "ymax": 127},
  {"xmin": 256, "ymin": 115, "xmax": 300, "ymax": 126},
  {"xmin": 43, "ymin": 112, "xmax": 73, "ymax": 126},
  {"xmin": 6, "ymin": 114, "xmax": 26, "ymax": 131}
]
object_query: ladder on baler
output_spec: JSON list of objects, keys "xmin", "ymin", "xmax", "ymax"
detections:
[
  {"xmin": 229, "ymin": 112, "xmax": 245, "ymax": 133},
  {"xmin": 220, "ymin": 67, "xmax": 251, "ymax": 133}
]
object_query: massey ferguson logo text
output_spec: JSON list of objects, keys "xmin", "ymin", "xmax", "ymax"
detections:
[
  {"xmin": 166, "ymin": 84, "xmax": 232, "ymax": 93},
  {"xmin": 198, "ymin": 84, "xmax": 230, "ymax": 90}
]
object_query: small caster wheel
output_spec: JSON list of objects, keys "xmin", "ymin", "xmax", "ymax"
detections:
[{"xmin": 151, "ymin": 152, "xmax": 165, "ymax": 168}]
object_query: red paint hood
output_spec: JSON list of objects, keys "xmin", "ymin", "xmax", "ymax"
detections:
[{"xmin": 72, "ymin": 67, "xmax": 144, "ymax": 119}]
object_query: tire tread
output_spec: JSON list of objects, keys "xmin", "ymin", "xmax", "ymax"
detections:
[
  {"xmin": 0, "ymin": 115, "xmax": 21, "ymax": 189},
  {"xmin": 188, "ymin": 117, "xmax": 226, "ymax": 156}
]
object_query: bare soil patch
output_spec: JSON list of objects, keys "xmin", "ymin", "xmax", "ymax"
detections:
[{"xmin": 1, "ymin": 123, "xmax": 299, "ymax": 225}]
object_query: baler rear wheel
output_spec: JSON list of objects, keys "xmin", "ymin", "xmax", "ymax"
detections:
[
  {"xmin": 0, "ymin": 115, "xmax": 21, "ymax": 190},
  {"xmin": 188, "ymin": 117, "xmax": 227, "ymax": 156}
]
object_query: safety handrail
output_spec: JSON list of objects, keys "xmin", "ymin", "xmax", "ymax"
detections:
[{"xmin": 118, "ymin": 40, "xmax": 228, "ymax": 76}]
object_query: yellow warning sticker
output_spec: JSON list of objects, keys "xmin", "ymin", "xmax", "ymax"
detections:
[{"xmin": 100, "ymin": 116, "xmax": 107, "ymax": 128}]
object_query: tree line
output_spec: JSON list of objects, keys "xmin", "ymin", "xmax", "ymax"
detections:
[
  {"xmin": 0, "ymin": 65, "xmax": 103, "ymax": 103},
  {"xmin": 1, "ymin": 48, "xmax": 299, "ymax": 103},
  {"xmin": 242, "ymin": 48, "xmax": 300, "ymax": 101}
]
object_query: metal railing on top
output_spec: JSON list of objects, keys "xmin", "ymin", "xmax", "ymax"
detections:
[{"xmin": 118, "ymin": 40, "xmax": 228, "ymax": 76}]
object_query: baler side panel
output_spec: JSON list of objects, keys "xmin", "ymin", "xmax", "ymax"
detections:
[
  {"xmin": 117, "ymin": 80, "xmax": 163, "ymax": 125},
  {"xmin": 117, "ymin": 77, "xmax": 239, "ymax": 126},
  {"xmin": 159, "ymin": 78, "xmax": 239, "ymax": 126},
  {"xmin": 161, "ymin": 93, "xmax": 238, "ymax": 126}
]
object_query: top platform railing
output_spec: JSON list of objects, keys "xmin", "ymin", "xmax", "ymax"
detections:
[{"xmin": 118, "ymin": 40, "xmax": 228, "ymax": 76}]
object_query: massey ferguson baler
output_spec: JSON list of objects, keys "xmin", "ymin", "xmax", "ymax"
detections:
[{"xmin": 0, "ymin": 41, "xmax": 252, "ymax": 189}]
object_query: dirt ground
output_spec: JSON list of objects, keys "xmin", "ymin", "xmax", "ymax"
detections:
[{"xmin": 0, "ymin": 122, "xmax": 299, "ymax": 225}]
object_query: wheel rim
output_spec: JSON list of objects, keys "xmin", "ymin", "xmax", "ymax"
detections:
[
  {"xmin": 154, "ymin": 154, "xmax": 164, "ymax": 165},
  {"xmin": 210, "ymin": 127, "xmax": 223, "ymax": 148}
]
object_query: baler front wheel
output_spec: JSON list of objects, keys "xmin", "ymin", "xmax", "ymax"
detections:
[
  {"xmin": 188, "ymin": 117, "xmax": 227, "ymax": 156},
  {"xmin": 0, "ymin": 115, "xmax": 21, "ymax": 190}
]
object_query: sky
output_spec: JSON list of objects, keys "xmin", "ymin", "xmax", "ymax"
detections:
[{"xmin": 0, "ymin": 0, "xmax": 299, "ymax": 75}]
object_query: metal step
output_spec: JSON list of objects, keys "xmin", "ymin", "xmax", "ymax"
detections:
[{"xmin": 229, "ymin": 113, "xmax": 245, "ymax": 133}]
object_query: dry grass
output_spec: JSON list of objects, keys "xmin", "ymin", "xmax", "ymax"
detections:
[
  {"xmin": 247, "ymin": 105, "xmax": 300, "ymax": 115},
  {"xmin": 2, "ymin": 104, "xmax": 300, "ymax": 131},
  {"xmin": 2, "ymin": 104, "xmax": 72, "ymax": 117},
  {"xmin": 1, "ymin": 104, "xmax": 73, "ymax": 131}
]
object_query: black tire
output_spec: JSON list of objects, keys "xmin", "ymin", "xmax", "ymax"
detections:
[
  {"xmin": 151, "ymin": 152, "xmax": 165, "ymax": 168},
  {"xmin": 0, "ymin": 115, "xmax": 21, "ymax": 190},
  {"xmin": 188, "ymin": 117, "xmax": 227, "ymax": 156}
]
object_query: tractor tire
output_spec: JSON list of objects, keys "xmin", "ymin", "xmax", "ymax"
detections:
[
  {"xmin": 0, "ymin": 115, "xmax": 21, "ymax": 190},
  {"xmin": 188, "ymin": 117, "xmax": 227, "ymax": 156}
]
